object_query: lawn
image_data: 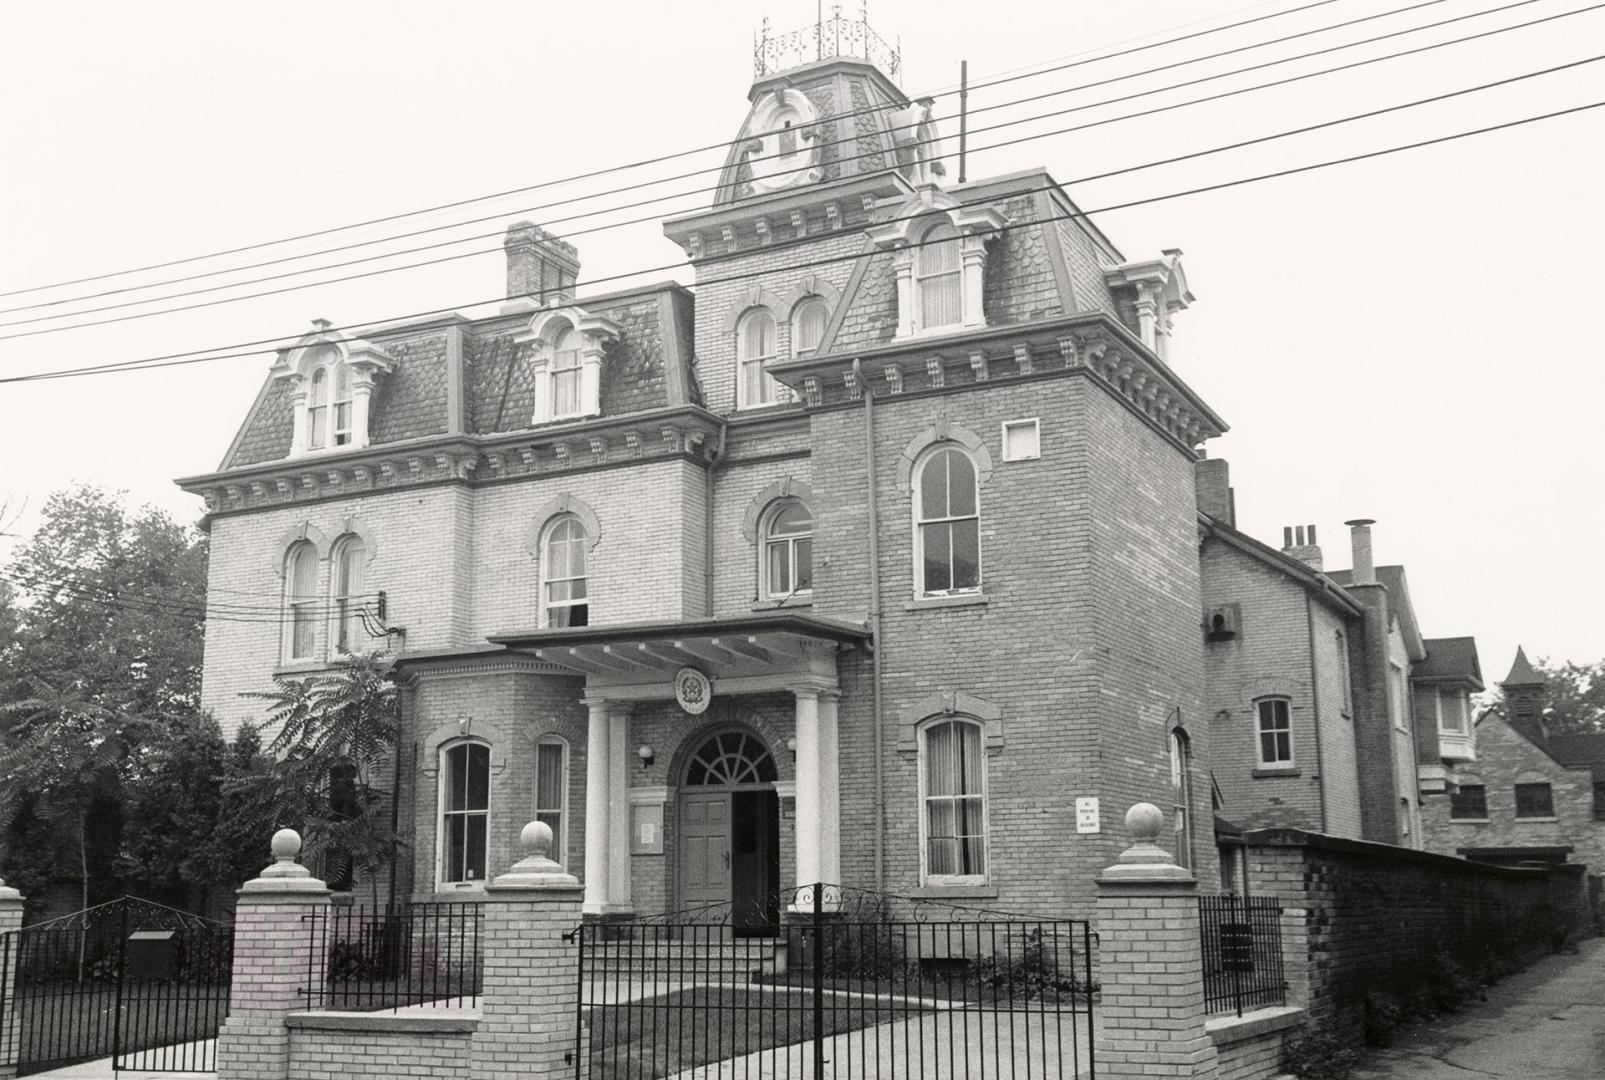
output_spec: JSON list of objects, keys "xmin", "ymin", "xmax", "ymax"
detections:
[
  {"xmin": 11, "ymin": 982, "xmax": 227, "ymax": 1076},
  {"xmin": 589, "ymin": 985, "xmax": 927, "ymax": 1080}
]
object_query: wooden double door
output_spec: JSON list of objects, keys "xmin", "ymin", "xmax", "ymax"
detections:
[{"xmin": 679, "ymin": 788, "xmax": 780, "ymax": 932}]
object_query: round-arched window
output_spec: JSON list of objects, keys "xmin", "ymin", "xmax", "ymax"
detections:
[
  {"xmin": 684, "ymin": 731, "xmax": 777, "ymax": 786},
  {"xmin": 914, "ymin": 445, "xmax": 980, "ymax": 597},
  {"xmin": 762, "ymin": 499, "xmax": 813, "ymax": 600},
  {"xmin": 736, "ymin": 309, "xmax": 779, "ymax": 408}
]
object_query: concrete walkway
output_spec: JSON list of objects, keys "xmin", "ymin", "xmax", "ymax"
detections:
[{"xmin": 1354, "ymin": 936, "xmax": 1605, "ymax": 1080}]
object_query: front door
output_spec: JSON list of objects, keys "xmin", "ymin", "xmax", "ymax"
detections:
[{"xmin": 679, "ymin": 791, "xmax": 731, "ymax": 908}]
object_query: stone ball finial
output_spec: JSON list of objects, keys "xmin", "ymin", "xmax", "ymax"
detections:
[
  {"xmin": 270, "ymin": 828, "xmax": 302, "ymax": 862},
  {"xmin": 1125, "ymin": 802, "xmax": 1165, "ymax": 842},
  {"xmin": 520, "ymin": 820, "xmax": 554, "ymax": 859}
]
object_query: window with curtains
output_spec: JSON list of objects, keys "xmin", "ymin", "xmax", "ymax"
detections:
[
  {"xmin": 1256, "ymin": 697, "xmax": 1293, "ymax": 766},
  {"xmin": 284, "ymin": 541, "xmax": 319, "ymax": 661},
  {"xmin": 1170, "ymin": 729, "xmax": 1195, "ymax": 870},
  {"xmin": 762, "ymin": 499, "xmax": 813, "ymax": 600},
  {"xmin": 331, "ymin": 535, "xmax": 367, "ymax": 654},
  {"xmin": 331, "ymin": 363, "xmax": 353, "ymax": 446},
  {"xmin": 914, "ymin": 445, "xmax": 981, "ymax": 597},
  {"xmin": 550, "ymin": 326, "xmax": 583, "ymax": 418},
  {"xmin": 306, "ymin": 368, "xmax": 329, "ymax": 450},
  {"xmin": 920, "ymin": 718, "xmax": 987, "ymax": 883},
  {"xmin": 736, "ymin": 309, "xmax": 779, "ymax": 408},
  {"xmin": 915, "ymin": 222, "xmax": 963, "ymax": 330},
  {"xmin": 541, "ymin": 514, "xmax": 589, "ymax": 627},
  {"xmin": 535, "ymin": 737, "xmax": 568, "ymax": 867},
  {"xmin": 440, "ymin": 741, "xmax": 490, "ymax": 885},
  {"xmin": 791, "ymin": 297, "xmax": 829, "ymax": 357}
]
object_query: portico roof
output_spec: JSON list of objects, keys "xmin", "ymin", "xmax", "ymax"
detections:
[{"xmin": 483, "ymin": 610, "xmax": 871, "ymax": 688}]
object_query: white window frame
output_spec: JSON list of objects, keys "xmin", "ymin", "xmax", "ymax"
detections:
[
  {"xmin": 539, "ymin": 513, "xmax": 590, "ymax": 628},
  {"xmin": 306, "ymin": 367, "xmax": 330, "ymax": 451},
  {"xmin": 284, "ymin": 541, "xmax": 320, "ymax": 662},
  {"xmin": 1170, "ymin": 728, "xmax": 1195, "ymax": 870},
  {"xmin": 1439, "ymin": 692, "xmax": 1469, "ymax": 734},
  {"xmin": 914, "ymin": 222, "xmax": 963, "ymax": 332},
  {"xmin": 331, "ymin": 363, "xmax": 354, "ymax": 447},
  {"xmin": 1255, "ymin": 697, "xmax": 1295, "ymax": 767},
  {"xmin": 330, "ymin": 535, "xmax": 367, "ymax": 656},
  {"xmin": 736, "ymin": 308, "xmax": 781, "ymax": 409},
  {"xmin": 760, "ymin": 498, "xmax": 813, "ymax": 602},
  {"xmin": 534, "ymin": 736, "xmax": 569, "ymax": 869},
  {"xmin": 912, "ymin": 444, "xmax": 983, "ymax": 599},
  {"xmin": 790, "ymin": 296, "xmax": 829, "ymax": 358},
  {"xmin": 917, "ymin": 717, "xmax": 989, "ymax": 886},
  {"xmin": 550, "ymin": 326, "xmax": 584, "ymax": 420},
  {"xmin": 1000, "ymin": 418, "xmax": 1041, "ymax": 462},
  {"xmin": 438, "ymin": 740, "xmax": 492, "ymax": 889}
]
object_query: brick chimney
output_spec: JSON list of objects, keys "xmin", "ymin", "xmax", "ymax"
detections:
[
  {"xmin": 504, "ymin": 221, "xmax": 580, "ymax": 306},
  {"xmin": 1280, "ymin": 524, "xmax": 1322, "ymax": 571},
  {"xmin": 1194, "ymin": 456, "xmax": 1234, "ymax": 526},
  {"xmin": 1345, "ymin": 518, "xmax": 1377, "ymax": 584}
]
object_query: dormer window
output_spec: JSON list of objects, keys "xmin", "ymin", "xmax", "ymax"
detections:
[
  {"xmin": 915, "ymin": 223, "xmax": 962, "ymax": 330},
  {"xmin": 791, "ymin": 297, "xmax": 829, "ymax": 357},
  {"xmin": 866, "ymin": 191, "xmax": 1006, "ymax": 341},
  {"xmin": 272, "ymin": 320, "xmax": 395, "ymax": 458},
  {"xmin": 517, "ymin": 307, "xmax": 621, "ymax": 425}
]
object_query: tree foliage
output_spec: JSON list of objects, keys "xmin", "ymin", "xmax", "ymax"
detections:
[{"xmin": 1525, "ymin": 657, "xmax": 1605, "ymax": 737}]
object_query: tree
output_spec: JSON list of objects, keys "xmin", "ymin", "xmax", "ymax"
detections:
[
  {"xmin": 1526, "ymin": 657, "xmax": 1605, "ymax": 737},
  {"xmin": 240, "ymin": 654, "xmax": 403, "ymax": 903},
  {"xmin": 0, "ymin": 485, "xmax": 208, "ymax": 908}
]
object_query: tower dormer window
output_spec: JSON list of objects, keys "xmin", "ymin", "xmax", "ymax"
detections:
[
  {"xmin": 272, "ymin": 321, "xmax": 395, "ymax": 458},
  {"xmin": 332, "ymin": 363, "xmax": 353, "ymax": 446},
  {"xmin": 517, "ymin": 307, "xmax": 621, "ymax": 425},
  {"xmin": 916, "ymin": 223, "xmax": 962, "ymax": 329},
  {"xmin": 866, "ymin": 193, "xmax": 1006, "ymax": 341},
  {"xmin": 307, "ymin": 368, "xmax": 329, "ymax": 451},
  {"xmin": 551, "ymin": 326, "xmax": 583, "ymax": 418}
]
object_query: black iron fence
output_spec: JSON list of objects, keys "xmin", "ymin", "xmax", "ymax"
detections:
[
  {"xmin": 0, "ymin": 897, "xmax": 232, "ymax": 1076},
  {"xmin": 1198, "ymin": 894, "xmax": 1286, "ymax": 1016},
  {"xmin": 574, "ymin": 882, "xmax": 1096, "ymax": 1080},
  {"xmin": 302, "ymin": 902, "xmax": 482, "ymax": 1011}
]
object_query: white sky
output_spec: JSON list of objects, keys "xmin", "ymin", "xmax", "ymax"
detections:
[{"xmin": 1, "ymin": 0, "xmax": 1601, "ymax": 678}]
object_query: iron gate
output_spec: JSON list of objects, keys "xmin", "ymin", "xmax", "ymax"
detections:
[
  {"xmin": 574, "ymin": 883, "xmax": 1097, "ymax": 1080},
  {"xmin": 0, "ymin": 897, "xmax": 233, "ymax": 1075}
]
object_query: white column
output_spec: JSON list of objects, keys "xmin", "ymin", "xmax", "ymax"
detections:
[
  {"xmin": 960, "ymin": 234, "xmax": 988, "ymax": 329},
  {"xmin": 818, "ymin": 692, "xmax": 842, "ymax": 887},
  {"xmin": 350, "ymin": 368, "xmax": 377, "ymax": 450},
  {"xmin": 792, "ymin": 689, "xmax": 821, "ymax": 896},
  {"xmin": 891, "ymin": 250, "xmax": 916, "ymax": 338},
  {"xmin": 582, "ymin": 697, "xmax": 611, "ymax": 915},
  {"xmin": 530, "ymin": 354, "xmax": 552, "ymax": 424},
  {"xmin": 1135, "ymin": 282, "xmax": 1160, "ymax": 351},
  {"xmin": 607, "ymin": 707, "xmax": 632, "ymax": 910},
  {"xmin": 580, "ymin": 343, "xmax": 604, "ymax": 417}
]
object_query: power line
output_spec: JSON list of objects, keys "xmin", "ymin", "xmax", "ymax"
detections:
[
  {"xmin": 5, "ymin": 96, "xmax": 1599, "ymax": 387},
  {"xmin": 0, "ymin": 0, "xmax": 1391, "ymax": 303},
  {"xmin": 0, "ymin": 37, "xmax": 1595, "ymax": 364},
  {"xmin": 3, "ymin": 568, "xmax": 381, "ymax": 625},
  {"xmin": 1, "ymin": 0, "xmax": 1590, "ymax": 343}
]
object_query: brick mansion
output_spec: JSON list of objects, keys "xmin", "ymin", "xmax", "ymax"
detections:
[{"xmin": 177, "ymin": 29, "xmax": 1604, "ymax": 916}]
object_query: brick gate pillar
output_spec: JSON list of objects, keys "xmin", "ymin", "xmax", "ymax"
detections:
[
  {"xmin": 1095, "ymin": 803, "xmax": 1220, "ymax": 1080},
  {"xmin": 214, "ymin": 829, "xmax": 331, "ymax": 1080},
  {"xmin": 0, "ymin": 874, "xmax": 23, "ymax": 1080},
  {"xmin": 474, "ymin": 820, "xmax": 584, "ymax": 1080}
]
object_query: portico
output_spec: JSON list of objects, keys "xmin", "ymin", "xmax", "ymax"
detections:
[{"xmin": 488, "ymin": 612, "xmax": 868, "ymax": 918}]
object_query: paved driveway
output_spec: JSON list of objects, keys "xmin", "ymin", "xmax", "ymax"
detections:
[{"xmin": 1355, "ymin": 936, "xmax": 1605, "ymax": 1080}]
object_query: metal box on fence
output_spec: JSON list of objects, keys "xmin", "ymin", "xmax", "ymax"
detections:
[
  {"xmin": 1220, "ymin": 922, "xmax": 1255, "ymax": 972},
  {"xmin": 126, "ymin": 930, "xmax": 176, "ymax": 980}
]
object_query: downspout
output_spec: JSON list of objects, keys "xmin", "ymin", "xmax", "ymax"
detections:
[
  {"xmin": 704, "ymin": 419, "xmax": 729, "ymax": 616},
  {"xmin": 1304, "ymin": 592, "xmax": 1329, "ymax": 833},
  {"xmin": 853, "ymin": 358, "xmax": 886, "ymax": 890}
]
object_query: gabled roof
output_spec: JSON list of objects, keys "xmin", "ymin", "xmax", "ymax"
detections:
[
  {"xmin": 1414, "ymin": 636, "xmax": 1485, "ymax": 691},
  {"xmin": 1326, "ymin": 565, "xmax": 1427, "ymax": 661},
  {"xmin": 1503, "ymin": 646, "xmax": 1544, "ymax": 687},
  {"xmin": 1198, "ymin": 514, "xmax": 1363, "ymax": 618},
  {"xmin": 1548, "ymin": 732, "xmax": 1605, "ymax": 777}
]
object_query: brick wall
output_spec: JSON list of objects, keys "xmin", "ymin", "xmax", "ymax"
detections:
[
  {"xmin": 1246, "ymin": 827, "xmax": 1590, "ymax": 1044},
  {"xmin": 286, "ymin": 1023, "xmax": 473, "ymax": 1080},
  {"xmin": 1419, "ymin": 713, "xmax": 1605, "ymax": 873}
]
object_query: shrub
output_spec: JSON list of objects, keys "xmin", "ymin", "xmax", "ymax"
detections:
[{"xmin": 1284, "ymin": 1023, "xmax": 1364, "ymax": 1080}]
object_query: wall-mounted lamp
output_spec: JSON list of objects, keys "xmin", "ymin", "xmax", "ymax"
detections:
[
  {"xmin": 786, "ymin": 738, "xmax": 798, "ymax": 756},
  {"xmin": 637, "ymin": 744, "xmax": 655, "ymax": 769}
]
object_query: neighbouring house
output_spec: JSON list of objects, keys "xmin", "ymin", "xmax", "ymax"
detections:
[
  {"xmin": 1420, "ymin": 648, "xmax": 1605, "ymax": 876},
  {"xmin": 177, "ymin": 28, "xmax": 1229, "ymax": 917}
]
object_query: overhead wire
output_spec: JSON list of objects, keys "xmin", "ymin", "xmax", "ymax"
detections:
[
  {"xmin": 0, "ymin": 0, "xmax": 1574, "ymax": 337},
  {"xmin": 2, "ymin": 567, "xmax": 382, "ymax": 626},
  {"xmin": 3, "ymin": 63, "xmax": 1601, "ymax": 384},
  {"xmin": 0, "ymin": 0, "xmax": 1360, "ymax": 302}
]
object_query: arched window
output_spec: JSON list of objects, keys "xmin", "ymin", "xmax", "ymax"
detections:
[
  {"xmin": 551, "ymin": 325, "xmax": 583, "ymax": 418},
  {"xmin": 1255, "ymin": 697, "xmax": 1293, "ymax": 766},
  {"xmin": 306, "ymin": 368, "xmax": 329, "ymax": 451},
  {"xmin": 736, "ymin": 309, "xmax": 779, "ymax": 409},
  {"xmin": 440, "ymin": 741, "xmax": 491, "ymax": 885},
  {"xmin": 920, "ymin": 718, "xmax": 987, "ymax": 883},
  {"xmin": 535, "ymin": 736, "xmax": 569, "ymax": 868},
  {"xmin": 791, "ymin": 297, "xmax": 829, "ymax": 357},
  {"xmin": 915, "ymin": 222, "xmax": 963, "ymax": 330},
  {"xmin": 1171, "ymin": 728, "xmax": 1195, "ymax": 870},
  {"xmin": 914, "ymin": 445, "xmax": 981, "ymax": 597},
  {"xmin": 541, "ymin": 514, "xmax": 589, "ymax": 628},
  {"xmin": 331, "ymin": 536, "xmax": 367, "ymax": 654},
  {"xmin": 284, "ymin": 541, "xmax": 319, "ymax": 661},
  {"xmin": 684, "ymin": 731, "xmax": 777, "ymax": 786},
  {"xmin": 762, "ymin": 499, "xmax": 813, "ymax": 601}
]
